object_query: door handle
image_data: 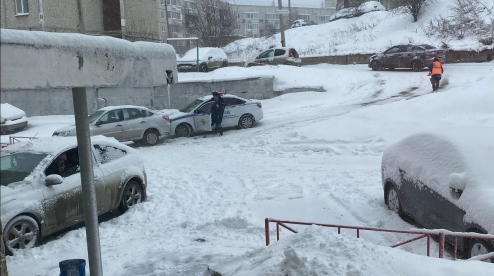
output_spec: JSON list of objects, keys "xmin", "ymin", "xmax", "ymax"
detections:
[
  {"xmin": 140, "ymin": 121, "xmax": 147, "ymax": 123},
  {"xmin": 116, "ymin": 124, "xmax": 122, "ymax": 127}
]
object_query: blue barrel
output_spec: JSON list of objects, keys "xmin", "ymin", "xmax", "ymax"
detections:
[{"xmin": 59, "ymin": 259, "xmax": 86, "ymax": 276}]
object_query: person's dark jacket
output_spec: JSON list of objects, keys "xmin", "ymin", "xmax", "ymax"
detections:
[{"xmin": 210, "ymin": 97, "xmax": 225, "ymax": 125}]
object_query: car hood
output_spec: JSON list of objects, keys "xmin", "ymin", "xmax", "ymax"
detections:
[{"xmin": 54, "ymin": 125, "xmax": 77, "ymax": 132}]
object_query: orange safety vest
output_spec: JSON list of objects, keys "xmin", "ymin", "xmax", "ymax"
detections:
[{"xmin": 431, "ymin": 61, "xmax": 442, "ymax": 75}]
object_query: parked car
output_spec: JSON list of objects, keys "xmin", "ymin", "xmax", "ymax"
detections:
[
  {"xmin": 329, "ymin": 1, "xmax": 385, "ymax": 22},
  {"xmin": 382, "ymin": 127, "xmax": 494, "ymax": 262},
  {"xmin": 53, "ymin": 105, "xmax": 170, "ymax": 146},
  {"xmin": 291, "ymin": 19, "xmax": 316, "ymax": 28},
  {"xmin": 245, "ymin": 47, "xmax": 301, "ymax": 67},
  {"xmin": 1, "ymin": 103, "xmax": 28, "ymax": 135},
  {"xmin": 167, "ymin": 93, "xmax": 263, "ymax": 137},
  {"xmin": 177, "ymin": 47, "xmax": 228, "ymax": 72},
  {"xmin": 1, "ymin": 136, "xmax": 147, "ymax": 254},
  {"xmin": 368, "ymin": 44, "xmax": 446, "ymax": 71}
]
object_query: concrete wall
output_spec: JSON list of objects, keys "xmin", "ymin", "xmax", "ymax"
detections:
[{"xmin": 0, "ymin": 77, "xmax": 275, "ymax": 116}]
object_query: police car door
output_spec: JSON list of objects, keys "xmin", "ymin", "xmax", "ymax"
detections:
[
  {"xmin": 222, "ymin": 98, "xmax": 244, "ymax": 127},
  {"xmin": 193, "ymin": 101, "xmax": 214, "ymax": 132}
]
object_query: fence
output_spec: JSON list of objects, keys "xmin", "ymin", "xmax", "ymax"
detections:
[
  {"xmin": 265, "ymin": 218, "xmax": 494, "ymax": 262},
  {"xmin": 1, "ymin": 136, "xmax": 39, "ymax": 148}
]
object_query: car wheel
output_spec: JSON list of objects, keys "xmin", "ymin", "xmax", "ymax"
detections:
[
  {"xmin": 200, "ymin": 64, "xmax": 208, "ymax": 72},
  {"xmin": 284, "ymin": 62, "xmax": 294, "ymax": 66},
  {"xmin": 221, "ymin": 61, "xmax": 228, "ymax": 68},
  {"xmin": 411, "ymin": 60, "xmax": 422, "ymax": 72},
  {"xmin": 175, "ymin": 124, "xmax": 191, "ymax": 137},
  {"xmin": 3, "ymin": 215, "xmax": 40, "ymax": 254},
  {"xmin": 238, "ymin": 114, "xmax": 254, "ymax": 129},
  {"xmin": 247, "ymin": 63, "xmax": 254, "ymax": 68},
  {"xmin": 371, "ymin": 61, "xmax": 381, "ymax": 71},
  {"xmin": 118, "ymin": 180, "xmax": 144, "ymax": 213},
  {"xmin": 142, "ymin": 129, "xmax": 160, "ymax": 146},
  {"xmin": 466, "ymin": 239, "xmax": 494, "ymax": 263},
  {"xmin": 386, "ymin": 186, "xmax": 403, "ymax": 215}
]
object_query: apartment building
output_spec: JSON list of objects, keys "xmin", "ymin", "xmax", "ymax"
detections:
[{"xmin": 1, "ymin": 0, "xmax": 161, "ymax": 42}]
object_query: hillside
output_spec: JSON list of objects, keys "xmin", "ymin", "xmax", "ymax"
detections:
[{"xmin": 224, "ymin": 0, "xmax": 494, "ymax": 62}]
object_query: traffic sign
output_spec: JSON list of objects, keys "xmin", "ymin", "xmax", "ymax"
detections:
[{"xmin": 275, "ymin": 9, "xmax": 290, "ymax": 15}]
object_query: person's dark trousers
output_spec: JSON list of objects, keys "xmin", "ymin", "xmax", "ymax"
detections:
[
  {"xmin": 214, "ymin": 124, "xmax": 223, "ymax": 136},
  {"xmin": 430, "ymin": 75, "xmax": 441, "ymax": 92}
]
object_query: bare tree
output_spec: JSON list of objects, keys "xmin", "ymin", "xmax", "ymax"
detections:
[
  {"xmin": 182, "ymin": 0, "xmax": 237, "ymax": 47},
  {"xmin": 396, "ymin": 0, "xmax": 429, "ymax": 22}
]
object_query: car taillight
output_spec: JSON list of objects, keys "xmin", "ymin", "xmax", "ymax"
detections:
[
  {"xmin": 162, "ymin": 115, "xmax": 170, "ymax": 121},
  {"xmin": 289, "ymin": 50, "xmax": 293, "ymax": 58},
  {"xmin": 257, "ymin": 103, "xmax": 262, "ymax": 108}
]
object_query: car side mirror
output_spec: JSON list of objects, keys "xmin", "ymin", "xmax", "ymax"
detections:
[
  {"xmin": 208, "ymin": 56, "xmax": 213, "ymax": 60},
  {"xmin": 95, "ymin": 120, "xmax": 103, "ymax": 126},
  {"xmin": 45, "ymin": 174, "xmax": 63, "ymax": 186},
  {"xmin": 448, "ymin": 173, "xmax": 466, "ymax": 195}
]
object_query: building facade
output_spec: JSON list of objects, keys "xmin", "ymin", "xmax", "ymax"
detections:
[{"xmin": 1, "ymin": 0, "xmax": 161, "ymax": 42}]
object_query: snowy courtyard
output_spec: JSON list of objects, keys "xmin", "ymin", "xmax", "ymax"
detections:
[{"xmin": 2, "ymin": 62, "xmax": 494, "ymax": 275}]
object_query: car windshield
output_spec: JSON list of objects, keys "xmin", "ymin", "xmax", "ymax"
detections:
[
  {"xmin": 88, "ymin": 110, "xmax": 105, "ymax": 124},
  {"xmin": 179, "ymin": 99, "xmax": 204, "ymax": 113},
  {"xmin": 1, "ymin": 153, "xmax": 47, "ymax": 186}
]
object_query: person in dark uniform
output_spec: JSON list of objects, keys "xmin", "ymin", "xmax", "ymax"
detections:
[
  {"xmin": 210, "ymin": 91, "xmax": 225, "ymax": 136},
  {"xmin": 428, "ymin": 57, "xmax": 444, "ymax": 92}
]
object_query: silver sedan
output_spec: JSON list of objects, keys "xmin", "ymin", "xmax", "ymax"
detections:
[{"xmin": 53, "ymin": 105, "xmax": 171, "ymax": 146}]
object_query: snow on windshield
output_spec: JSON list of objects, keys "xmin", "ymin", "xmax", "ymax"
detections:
[{"xmin": 382, "ymin": 127, "xmax": 494, "ymax": 233}]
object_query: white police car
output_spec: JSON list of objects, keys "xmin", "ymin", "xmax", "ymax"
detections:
[{"xmin": 168, "ymin": 94, "xmax": 263, "ymax": 137}]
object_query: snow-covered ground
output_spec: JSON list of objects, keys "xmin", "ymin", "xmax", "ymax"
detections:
[
  {"xmin": 224, "ymin": 0, "xmax": 494, "ymax": 61},
  {"xmin": 3, "ymin": 62, "xmax": 494, "ymax": 275}
]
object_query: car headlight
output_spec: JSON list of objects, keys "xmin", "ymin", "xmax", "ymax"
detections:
[{"xmin": 53, "ymin": 131, "xmax": 71, "ymax": 137}]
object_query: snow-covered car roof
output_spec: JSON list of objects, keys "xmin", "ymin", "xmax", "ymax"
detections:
[
  {"xmin": 1, "ymin": 136, "xmax": 135, "ymax": 156},
  {"xmin": 97, "ymin": 105, "xmax": 153, "ymax": 111},
  {"xmin": 1, "ymin": 103, "xmax": 26, "ymax": 122},
  {"xmin": 358, "ymin": 1, "xmax": 386, "ymax": 13},
  {"xmin": 178, "ymin": 47, "xmax": 227, "ymax": 62},
  {"xmin": 382, "ymin": 127, "xmax": 494, "ymax": 233},
  {"xmin": 197, "ymin": 94, "xmax": 250, "ymax": 101}
]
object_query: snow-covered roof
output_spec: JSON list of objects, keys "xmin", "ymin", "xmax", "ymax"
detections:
[
  {"xmin": 1, "ymin": 103, "xmax": 26, "ymax": 121},
  {"xmin": 2, "ymin": 136, "xmax": 133, "ymax": 156},
  {"xmin": 382, "ymin": 127, "xmax": 494, "ymax": 233}
]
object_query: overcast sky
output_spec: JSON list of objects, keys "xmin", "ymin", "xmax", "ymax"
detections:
[{"xmin": 229, "ymin": 0, "xmax": 325, "ymax": 8}]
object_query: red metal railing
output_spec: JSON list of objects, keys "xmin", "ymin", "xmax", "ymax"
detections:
[
  {"xmin": 265, "ymin": 218, "xmax": 494, "ymax": 262},
  {"xmin": 1, "ymin": 135, "xmax": 38, "ymax": 148}
]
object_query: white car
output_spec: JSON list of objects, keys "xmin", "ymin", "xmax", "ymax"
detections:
[
  {"xmin": 177, "ymin": 47, "xmax": 228, "ymax": 72},
  {"xmin": 167, "ymin": 94, "xmax": 263, "ymax": 137},
  {"xmin": 1, "ymin": 103, "xmax": 28, "ymax": 135},
  {"xmin": 53, "ymin": 105, "xmax": 170, "ymax": 146},
  {"xmin": 1, "ymin": 136, "xmax": 147, "ymax": 254}
]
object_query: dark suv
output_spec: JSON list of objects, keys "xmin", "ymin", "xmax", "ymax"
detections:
[{"xmin": 368, "ymin": 44, "xmax": 446, "ymax": 71}]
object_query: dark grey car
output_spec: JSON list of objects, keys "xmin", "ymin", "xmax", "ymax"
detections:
[{"xmin": 369, "ymin": 44, "xmax": 446, "ymax": 71}]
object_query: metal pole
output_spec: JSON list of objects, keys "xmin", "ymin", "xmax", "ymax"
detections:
[
  {"xmin": 197, "ymin": 40, "xmax": 199, "ymax": 72},
  {"xmin": 39, "ymin": 0, "xmax": 45, "ymax": 31},
  {"xmin": 277, "ymin": 0, "xmax": 286, "ymax": 47},
  {"xmin": 72, "ymin": 88, "xmax": 103, "ymax": 276},
  {"xmin": 76, "ymin": 0, "xmax": 86, "ymax": 33},
  {"xmin": 119, "ymin": 0, "xmax": 126, "ymax": 40},
  {"xmin": 265, "ymin": 218, "xmax": 270, "ymax": 246}
]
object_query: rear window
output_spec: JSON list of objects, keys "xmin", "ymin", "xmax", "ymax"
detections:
[
  {"xmin": 274, "ymin": 49, "xmax": 286, "ymax": 57},
  {"xmin": 224, "ymin": 98, "xmax": 246, "ymax": 106},
  {"xmin": 94, "ymin": 145, "xmax": 127, "ymax": 164}
]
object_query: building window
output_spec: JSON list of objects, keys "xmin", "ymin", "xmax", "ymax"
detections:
[
  {"xmin": 235, "ymin": 24, "xmax": 240, "ymax": 30},
  {"xmin": 245, "ymin": 23, "xmax": 259, "ymax": 30},
  {"xmin": 161, "ymin": 25, "xmax": 166, "ymax": 33},
  {"xmin": 300, "ymin": 14, "xmax": 311, "ymax": 21},
  {"xmin": 266, "ymin": 13, "xmax": 278, "ymax": 20},
  {"xmin": 318, "ymin": 15, "xmax": 331, "ymax": 21},
  {"xmin": 170, "ymin": 25, "xmax": 178, "ymax": 33},
  {"xmin": 244, "ymin": 12, "xmax": 258, "ymax": 19},
  {"xmin": 161, "ymin": 11, "xmax": 165, "ymax": 19},
  {"xmin": 168, "ymin": 11, "xmax": 182, "ymax": 20},
  {"xmin": 16, "ymin": 0, "xmax": 29, "ymax": 15},
  {"xmin": 184, "ymin": 1, "xmax": 197, "ymax": 10},
  {"xmin": 170, "ymin": 0, "xmax": 181, "ymax": 6},
  {"xmin": 160, "ymin": 0, "xmax": 165, "ymax": 5}
]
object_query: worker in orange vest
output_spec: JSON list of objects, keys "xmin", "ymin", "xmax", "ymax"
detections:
[{"xmin": 428, "ymin": 57, "xmax": 444, "ymax": 92}]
